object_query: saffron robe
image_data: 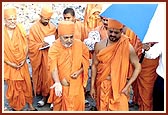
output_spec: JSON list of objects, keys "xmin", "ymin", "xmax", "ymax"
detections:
[
  {"xmin": 4, "ymin": 24, "xmax": 33, "ymax": 110},
  {"xmin": 48, "ymin": 38, "xmax": 89, "ymax": 111},
  {"xmin": 28, "ymin": 20, "xmax": 56, "ymax": 96},
  {"xmin": 137, "ymin": 57, "xmax": 159, "ymax": 110},
  {"xmin": 96, "ymin": 36, "xmax": 130, "ymax": 111},
  {"xmin": 83, "ymin": 4, "xmax": 103, "ymax": 39}
]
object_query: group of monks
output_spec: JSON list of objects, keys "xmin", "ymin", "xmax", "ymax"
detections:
[{"xmin": 4, "ymin": 4, "xmax": 161, "ymax": 111}]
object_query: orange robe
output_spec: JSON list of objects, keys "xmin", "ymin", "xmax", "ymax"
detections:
[
  {"xmin": 83, "ymin": 4, "xmax": 103, "ymax": 39},
  {"xmin": 4, "ymin": 24, "xmax": 33, "ymax": 110},
  {"xmin": 48, "ymin": 39, "xmax": 89, "ymax": 111},
  {"xmin": 74, "ymin": 20, "xmax": 83, "ymax": 41},
  {"xmin": 74, "ymin": 20, "xmax": 85, "ymax": 41},
  {"xmin": 28, "ymin": 20, "xmax": 56, "ymax": 96},
  {"xmin": 47, "ymin": 21, "xmax": 85, "ymax": 109},
  {"xmin": 137, "ymin": 57, "xmax": 159, "ymax": 110},
  {"xmin": 96, "ymin": 36, "xmax": 130, "ymax": 111}
]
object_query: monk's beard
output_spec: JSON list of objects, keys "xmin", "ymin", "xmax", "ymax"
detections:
[
  {"xmin": 104, "ymin": 25, "xmax": 108, "ymax": 30},
  {"xmin": 63, "ymin": 42, "xmax": 73, "ymax": 48},
  {"xmin": 6, "ymin": 23, "xmax": 16, "ymax": 29},
  {"xmin": 41, "ymin": 22, "xmax": 49, "ymax": 26},
  {"xmin": 109, "ymin": 36, "xmax": 120, "ymax": 42},
  {"xmin": 8, "ymin": 25, "xmax": 16, "ymax": 29}
]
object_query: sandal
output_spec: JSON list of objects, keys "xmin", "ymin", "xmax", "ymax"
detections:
[
  {"xmin": 11, "ymin": 108, "xmax": 16, "ymax": 111},
  {"xmin": 37, "ymin": 100, "xmax": 45, "ymax": 107},
  {"xmin": 50, "ymin": 103, "xmax": 53, "ymax": 110},
  {"xmin": 27, "ymin": 108, "xmax": 38, "ymax": 111},
  {"xmin": 85, "ymin": 100, "xmax": 90, "ymax": 108},
  {"xmin": 4, "ymin": 106, "xmax": 8, "ymax": 111}
]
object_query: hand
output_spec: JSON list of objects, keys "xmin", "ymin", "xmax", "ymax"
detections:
[
  {"xmin": 50, "ymin": 82, "xmax": 62, "ymax": 97},
  {"xmin": 90, "ymin": 87, "xmax": 96, "ymax": 99},
  {"xmin": 121, "ymin": 86, "xmax": 129, "ymax": 97},
  {"xmin": 142, "ymin": 43, "xmax": 151, "ymax": 51},
  {"xmin": 10, "ymin": 63, "xmax": 21, "ymax": 70},
  {"xmin": 70, "ymin": 70, "xmax": 80, "ymax": 79},
  {"xmin": 42, "ymin": 41, "xmax": 49, "ymax": 47},
  {"xmin": 61, "ymin": 78, "xmax": 69, "ymax": 86},
  {"xmin": 18, "ymin": 60, "xmax": 25, "ymax": 68},
  {"xmin": 5, "ymin": 61, "xmax": 21, "ymax": 70}
]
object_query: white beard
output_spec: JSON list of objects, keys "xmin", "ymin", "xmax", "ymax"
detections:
[
  {"xmin": 8, "ymin": 24, "xmax": 16, "ymax": 29},
  {"xmin": 63, "ymin": 43, "xmax": 72, "ymax": 48}
]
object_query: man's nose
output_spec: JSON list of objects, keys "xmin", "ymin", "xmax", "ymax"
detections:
[
  {"xmin": 11, "ymin": 19, "xmax": 16, "ymax": 22},
  {"xmin": 67, "ymin": 38, "xmax": 71, "ymax": 42},
  {"xmin": 111, "ymin": 32, "xmax": 116, "ymax": 36}
]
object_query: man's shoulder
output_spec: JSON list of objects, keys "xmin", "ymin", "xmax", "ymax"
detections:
[
  {"xmin": 16, "ymin": 23, "xmax": 26, "ymax": 34},
  {"xmin": 94, "ymin": 25, "xmax": 103, "ymax": 31},
  {"xmin": 97, "ymin": 39, "xmax": 106, "ymax": 45},
  {"xmin": 75, "ymin": 20, "xmax": 83, "ymax": 26},
  {"xmin": 49, "ymin": 22, "xmax": 57, "ymax": 29},
  {"xmin": 74, "ymin": 38, "xmax": 83, "ymax": 43},
  {"xmin": 75, "ymin": 18, "xmax": 82, "ymax": 22},
  {"xmin": 16, "ymin": 23, "xmax": 25, "ymax": 30},
  {"xmin": 94, "ymin": 39, "xmax": 106, "ymax": 50},
  {"xmin": 52, "ymin": 38, "xmax": 62, "ymax": 48},
  {"xmin": 74, "ymin": 39, "xmax": 87, "ymax": 48},
  {"xmin": 121, "ymin": 34, "xmax": 130, "ymax": 42},
  {"xmin": 30, "ymin": 21, "xmax": 40, "ymax": 29}
]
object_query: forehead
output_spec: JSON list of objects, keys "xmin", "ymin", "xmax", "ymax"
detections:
[
  {"xmin": 107, "ymin": 28, "xmax": 120, "ymax": 32},
  {"xmin": 6, "ymin": 15, "xmax": 16, "ymax": 19},
  {"xmin": 61, "ymin": 34, "xmax": 73, "ymax": 40},
  {"xmin": 41, "ymin": 16, "xmax": 50, "ymax": 20},
  {"xmin": 93, "ymin": 11, "xmax": 100, "ymax": 15},
  {"xmin": 63, "ymin": 13, "xmax": 74, "ymax": 18},
  {"xmin": 62, "ymin": 34, "xmax": 73, "ymax": 37}
]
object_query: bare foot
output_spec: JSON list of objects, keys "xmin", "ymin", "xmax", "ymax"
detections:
[{"xmin": 28, "ymin": 104, "xmax": 38, "ymax": 111}]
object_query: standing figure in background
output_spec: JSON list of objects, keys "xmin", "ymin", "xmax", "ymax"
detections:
[
  {"xmin": 63, "ymin": 8, "xmax": 85, "ymax": 41},
  {"xmin": 131, "ymin": 4, "xmax": 165, "ymax": 111},
  {"xmin": 142, "ymin": 42, "xmax": 164, "ymax": 111},
  {"xmin": 94, "ymin": 16, "xmax": 109, "ymax": 40},
  {"xmin": 136, "ymin": 42, "xmax": 159, "ymax": 111},
  {"xmin": 28, "ymin": 5, "xmax": 57, "ymax": 107},
  {"xmin": 83, "ymin": 4, "xmax": 103, "ymax": 40},
  {"xmin": 84, "ymin": 16, "xmax": 109, "ymax": 66},
  {"xmin": 4, "ymin": 7, "xmax": 37, "ymax": 111}
]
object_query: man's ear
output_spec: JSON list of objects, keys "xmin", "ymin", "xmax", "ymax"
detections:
[{"xmin": 121, "ymin": 26, "xmax": 127, "ymax": 34}]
